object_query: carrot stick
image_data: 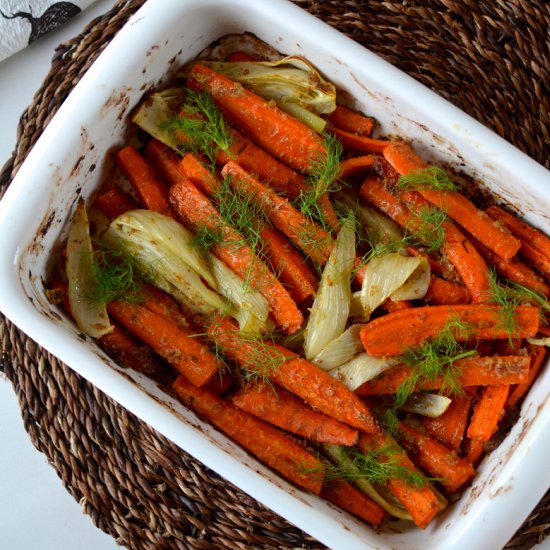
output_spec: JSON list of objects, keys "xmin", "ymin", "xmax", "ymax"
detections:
[
  {"xmin": 145, "ymin": 138, "xmax": 187, "ymax": 185},
  {"xmin": 93, "ymin": 187, "xmax": 139, "ymax": 219},
  {"xmin": 141, "ymin": 284, "xmax": 196, "ymax": 331},
  {"xmin": 382, "ymin": 298, "xmax": 412, "ymax": 312},
  {"xmin": 217, "ymin": 127, "xmax": 308, "ymax": 198},
  {"xmin": 221, "ymin": 161, "xmax": 333, "ymax": 265},
  {"xmin": 115, "ymin": 146, "xmax": 177, "ymax": 219},
  {"xmin": 331, "ymin": 127, "xmax": 390, "ymax": 154},
  {"xmin": 360, "ymin": 305, "xmax": 539, "ymax": 356},
  {"xmin": 463, "ymin": 437, "xmax": 485, "ymax": 465},
  {"xmin": 507, "ymin": 345, "xmax": 547, "ymax": 407},
  {"xmin": 180, "ymin": 152, "xmax": 220, "ymax": 196},
  {"xmin": 107, "ymin": 300, "xmax": 218, "ymax": 387},
  {"xmin": 328, "ymin": 105, "xmax": 375, "ymax": 137},
  {"xmin": 259, "ymin": 226, "xmax": 318, "ymax": 304},
  {"xmin": 339, "ymin": 155, "xmax": 376, "ymax": 179},
  {"xmin": 423, "ymin": 388, "xmax": 476, "ymax": 450},
  {"xmin": 424, "ymin": 276, "xmax": 471, "ymax": 306},
  {"xmin": 203, "ymin": 371, "xmax": 234, "ymax": 396},
  {"xmin": 232, "ymin": 383, "xmax": 359, "ymax": 446},
  {"xmin": 398, "ymin": 422, "xmax": 475, "ymax": 492},
  {"xmin": 208, "ymin": 316, "xmax": 379, "ymax": 434},
  {"xmin": 98, "ymin": 323, "xmax": 164, "ymax": 375},
  {"xmin": 359, "ymin": 174, "xmax": 412, "ymax": 226},
  {"xmin": 320, "ymin": 479, "xmax": 385, "ymax": 526},
  {"xmin": 169, "ymin": 177, "xmax": 303, "ymax": 334},
  {"xmin": 355, "ymin": 355, "xmax": 530, "ymax": 395},
  {"xmin": 172, "ymin": 375, "xmax": 324, "ymax": 494},
  {"xmin": 187, "ymin": 63, "xmax": 325, "ymax": 173},
  {"xmin": 466, "ymin": 384, "xmax": 510, "ymax": 441},
  {"xmin": 486, "ymin": 205, "xmax": 550, "ymax": 264},
  {"xmin": 357, "ymin": 432, "xmax": 441, "ymax": 529},
  {"xmin": 384, "ymin": 143, "xmax": 520, "ymax": 261}
]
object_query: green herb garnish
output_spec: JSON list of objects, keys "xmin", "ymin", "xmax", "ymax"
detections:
[{"xmin": 398, "ymin": 166, "xmax": 457, "ymax": 192}]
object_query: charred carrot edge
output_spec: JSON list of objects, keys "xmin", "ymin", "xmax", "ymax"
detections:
[
  {"xmin": 93, "ymin": 187, "xmax": 139, "ymax": 220},
  {"xmin": 221, "ymin": 161, "xmax": 334, "ymax": 265},
  {"xmin": 328, "ymin": 105, "xmax": 375, "ymax": 137},
  {"xmin": 359, "ymin": 305, "xmax": 539, "ymax": 357},
  {"xmin": 107, "ymin": 300, "xmax": 218, "ymax": 387},
  {"xmin": 384, "ymin": 143, "xmax": 521, "ymax": 261},
  {"xmin": 339, "ymin": 155, "xmax": 376, "ymax": 179},
  {"xmin": 486, "ymin": 205, "xmax": 550, "ymax": 264},
  {"xmin": 217, "ymin": 127, "xmax": 308, "ymax": 198},
  {"xmin": 115, "ymin": 145, "xmax": 177, "ymax": 219},
  {"xmin": 321, "ymin": 479, "xmax": 385, "ymax": 526},
  {"xmin": 232, "ymin": 383, "xmax": 359, "ymax": 446},
  {"xmin": 507, "ymin": 345, "xmax": 547, "ymax": 407},
  {"xmin": 358, "ymin": 432, "xmax": 441, "ymax": 529},
  {"xmin": 398, "ymin": 422, "xmax": 475, "ymax": 492},
  {"xmin": 259, "ymin": 226, "xmax": 318, "ymax": 304},
  {"xmin": 187, "ymin": 63, "xmax": 325, "ymax": 173},
  {"xmin": 180, "ymin": 152, "xmax": 220, "ymax": 196},
  {"xmin": 469, "ymin": 232, "xmax": 550, "ymax": 297},
  {"xmin": 172, "ymin": 375, "xmax": 324, "ymax": 494},
  {"xmin": 423, "ymin": 388, "xmax": 476, "ymax": 450},
  {"xmin": 169, "ymin": 177, "xmax": 303, "ymax": 334},
  {"xmin": 466, "ymin": 384, "xmax": 510, "ymax": 442},
  {"xmin": 98, "ymin": 323, "xmax": 164, "ymax": 375},
  {"xmin": 331, "ymin": 127, "xmax": 390, "ymax": 154},
  {"xmin": 424, "ymin": 276, "xmax": 471, "ymax": 306},
  {"xmin": 400, "ymin": 189, "xmax": 491, "ymax": 304},
  {"xmin": 355, "ymin": 355, "xmax": 531, "ymax": 395},
  {"xmin": 208, "ymin": 316, "xmax": 379, "ymax": 434},
  {"xmin": 463, "ymin": 437, "xmax": 485, "ymax": 465}
]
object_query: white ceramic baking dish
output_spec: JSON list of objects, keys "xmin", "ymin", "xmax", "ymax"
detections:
[{"xmin": 0, "ymin": 1, "xmax": 549, "ymax": 548}]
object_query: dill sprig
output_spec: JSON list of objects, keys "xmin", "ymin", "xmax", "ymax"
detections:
[
  {"xmin": 189, "ymin": 224, "xmax": 224, "ymax": 251},
  {"xmin": 406, "ymin": 203, "xmax": 448, "ymax": 252},
  {"xmin": 88, "ymin": 245, "xmax": 147, "ymax": 305},
  {"xmin": 162, "ymin": 90, "xmax": 232, "ymax": 164},
  {"xmin": 398, "ymin": 166, "xmax": 458, "ymax": 193},
  {"xmin": 396, "ymin": 318, "xmax": 476, "ymax": 407},
  {"xmin": 294, "ymin": 133, "xmax": 343, "ymax": 229},
  {"xmin": 488, "ymin": 269, "xmax": 550, "ymax": 335},
  {"xmin": 324, "ymin": 445, "xmax": 437, "ymax": 488}
]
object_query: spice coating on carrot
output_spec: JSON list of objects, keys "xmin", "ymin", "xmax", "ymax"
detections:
[
  {"xmin": 506, "ymin": 345, "xmax": 547, "ymax": 408},
  {"xmin": 424, "ymin": 276, "xmax": 471, "ymax": 306},
  {"xmin": 107, "ymin": 300, "xmax": 218, "ymax": 387},
  {"xmin": 339, "ymin": 155, "xmax": 376, "ymax": 179},
  {"xmin": 93, "ymin": 187, "xmax": 139, "ymax": 220},
  {"xmin": 232, "ymin": 384, "xmax": 358, "ymax": 446},
  {"xmin": 187, "ymin": 63, "xmax": 325, "ymax": 173},
  {"xmin": 466, "ymin": 384, "xmax": 510, "ymax": 442},
  {"xmin": 172, "ymin": 375, "xmax": 325, "ymax": 494},
  {"xmin": 328, "ymin": 105, "xmax": 375, "ymax": 137},
  {"xmin": 359, "ymin": 305, "xmax": 539, "ymax": 356}
]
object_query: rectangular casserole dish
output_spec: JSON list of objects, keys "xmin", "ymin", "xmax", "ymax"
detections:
[{"xmin": 0, "ymin": 0, "xmax": 549, "ymax": 548}]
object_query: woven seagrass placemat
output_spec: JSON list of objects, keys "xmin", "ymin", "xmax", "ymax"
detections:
[{"xmin": 1, "ymin": 1, "xmax": 549, "ymax": 548}]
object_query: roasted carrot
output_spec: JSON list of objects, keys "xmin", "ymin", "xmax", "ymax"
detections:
[
  {"xmin": 357, "ymin": 431, "xmax": 441, "ymax": 529},
  {"xmin": 221, "ymin": 161, "xmax": 333, "ymax": 265},
  {"xmin": 359, "ymin": 174, "xmax": 411, "ymax": 226},
  {"xmin": 259, "ymin": 226, "xmax": 318, "ymax": 304},
  {"xmin": 507, "ymin": 345, "xmax": 547, "ymax": 407},
  {"xmin": 169, "ymin": 177, "xmax": 303, "ymax": 334},
  {"xmin": 208, "ymin": 316, "xmax": 379, "ymax": 434},
  {"xmin": 321, "ymin": 479, "xmax": 385, "ymax": 526},
  {"xmin": 141, "ymin": 284, "xmax": 195, "ymax": 331},
  {"xmin": 384, "ymin": 143, "xmax": 520, "ymax": 261},
  {"xmin": 355, "ymin": 355, "xmax": 530, "ymax": 395},
  {"xmin": 424, "ymin": 276, "xmax": 471, "ymax": 306},
  {"xmin": 331, "ymin": 127, "xmax": 389, "ymax": 154},
  {"xmin": 98, "ymin": 323, "xmax": 164, "ymax": 375},
  {"xmin": 423, "ymin": 388, "xmax": 476, "ymax": 450},
  {"xmin": 172, "ymin": 375, "xmax": 324, "ymax": 494},
  {"xmin": 203, "ymin": 371, "xmax": 234, "ymax": 396},
  {"xmin": 486, "ymin": 205, "xmax": 550, "ymax": 264},
  {"xmin": 107, "ymin": 300, "xmax": 218, "ymax": 387},
  {"xmin": 93, "ymin": 187, "xmax": 139, "ymax": 220},
  {"xmin": 115, "ymin": 146, "xmax": 177, "ymax": 219},
  {"xmin": 187, "ymin": 63, "xmax": 325, "ymax": 173},
  {"xmin": 360, "ymin": 305, "xmax": 539, "ymax": 356},
  {"xmin": 232, "ymin": 383, "xmax": 358, "ymax": 446},
  {"xmin": 382, "ymin": 298, "xmax": 412, "ymax": 312},
  {"xmin": 145, "ymin": 138, "xmax": 186, "ymax": 185},
  {"xmin": 180, "ymin": 152, "xmax": 219, "ymax": 196},
  {"xmin": 339, "ymin": 155, "xmax": 376, "ymax": 179},
  {"xmin": 463, "ymin": 438, "xmax": 485, "ymax": 466},
  {"xmin": 397, "ymin": 422, "xmax": 475, "ymax": 492},
  {"xmin": 328, "ymin": 105, "xmax": 375, "ymax": 137},
  {"xmin": 466, "ymin": 384, "xmax": 510, "ymax": 441}
]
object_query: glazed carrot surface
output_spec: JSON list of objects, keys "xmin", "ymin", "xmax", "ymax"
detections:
[{"xmin": 55, "ymin": 37, "xmax": 550, "ymax": 535}]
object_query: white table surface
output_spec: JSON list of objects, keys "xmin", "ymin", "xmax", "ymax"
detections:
[
  {"xmin": 1, "ymin": 2, "xmax": 549, "ymax": 550},
  {"xmin": 0, "ymin": 2, "xmax": 120, "ymax": 549}
]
